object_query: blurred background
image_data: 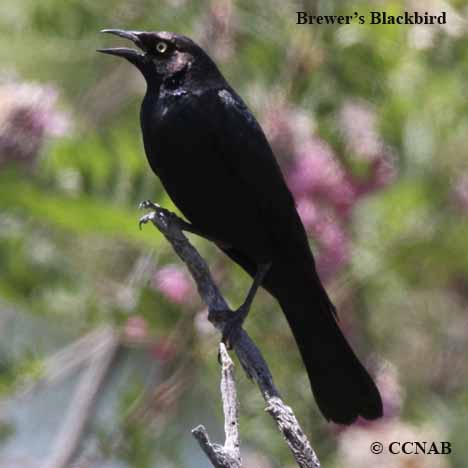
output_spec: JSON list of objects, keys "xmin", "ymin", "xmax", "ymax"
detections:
[{"xmin": 1, "ymin": 0, "xmax": 467, "ymax": 467}]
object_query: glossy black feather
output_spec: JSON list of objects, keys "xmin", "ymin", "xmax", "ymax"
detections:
[{"xmin": 103, "ymin": 30, "xmax": 383, "ymax": 424}]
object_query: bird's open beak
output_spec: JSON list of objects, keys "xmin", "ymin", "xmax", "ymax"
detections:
[{"xmin": 97, "ymin": 29, "xmax": 145, "ymax": 64}]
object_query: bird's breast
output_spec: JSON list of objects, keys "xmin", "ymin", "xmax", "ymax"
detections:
[{"xmin": 139, "ymin": 94, "xmax": 273, "ymax": 260}]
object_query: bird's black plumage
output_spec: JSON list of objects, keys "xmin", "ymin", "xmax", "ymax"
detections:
[{"xmin": 99, "ymin": 30, "xmax": 383, "ymax": 424}]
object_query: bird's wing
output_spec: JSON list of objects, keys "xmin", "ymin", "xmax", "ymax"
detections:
[
  {"xmin": 213, "ymin": 88, "xmax": 295, "ymax": 207},
  {"xmin": 202, "ymin": 87, "xmax": 306, "ymax": 250},
  {"xmin": 195, "ymin": 88, "xmax": 338, "ymax": 317}
]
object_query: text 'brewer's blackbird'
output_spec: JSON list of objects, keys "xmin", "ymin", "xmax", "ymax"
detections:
[{"xmin": 98, "ymin": 29, "xmax": 383, "ymax": 424}]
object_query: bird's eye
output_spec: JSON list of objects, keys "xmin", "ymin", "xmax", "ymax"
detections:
[{"xmin": 156, "ymin": 42, "xmax": 168, "ymax": 54}]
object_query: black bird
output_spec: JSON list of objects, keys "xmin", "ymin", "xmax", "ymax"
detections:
[{"xmin": 98, "ymin": 29, "xmax": 383, "ymax": 424}]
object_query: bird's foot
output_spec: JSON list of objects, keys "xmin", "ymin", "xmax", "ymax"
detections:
[
  {"xmin": 138, "ymin": 211, "xmax": 155, "ymax": 230},
  {"xmin": 139, "ymin": 200, "xmax": 217, "ymax": 242},
  {"xmin": 138, "ymin": 199, "xmax": 159, "ymax": 211},
  {"xmin": 221, "ymin": 305, "xmax": 249, "ymax": 349},
  {"xmin": 139, "ymin": 200, "xmax": 174, "ymax": 218},
  {"xmin": 138, "ymin": 200, "xmax": 180, "ymax": 230}
]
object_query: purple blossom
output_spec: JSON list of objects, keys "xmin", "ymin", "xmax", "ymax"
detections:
[
  {"xmin": 262, "ymin": 99, "xmax": 314, "ymax": 164},
  {"xmin": 339, "ymin": 99, "xmax": 398, "ymax": 194},
  {"xmin": 0, "ymin": 81, "xmax": 71, "ymax": 167},
  {"xmin": 262, "ymin": 99, "xmax": 398, "ymax": 282},
  {"xmin": 354, "ymin": 152, "xmax": 398, "ymax": 195},
  {"xmin": 287, "ymin": 138, "xmax": 358, "ymax": 217},
  {"xmin": 313, "ymin": 214, "xmax": 350, "ymax": 281},
  {"xmin": 296, "ymin": 197, "xmax": 319, "ymax": 230},
  {"xmin": 339, "ymin": 100, "xmax": 382, "ymax": 161},
  {"xmin": 152, "ymin": 264, "xmax": 195, "ymax": 305},
  {"xmin": 297, "ymin": 198, "xmax": 350, "ymax": 280}
]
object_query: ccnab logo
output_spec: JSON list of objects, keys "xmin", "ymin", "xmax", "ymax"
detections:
[{"xmin": 388, "ymin": 442, "xmax": 452, "ymax": 455}]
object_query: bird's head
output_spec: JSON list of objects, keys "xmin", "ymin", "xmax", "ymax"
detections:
[{"xmin": 98, "ymin": 29, "xmax": 223, "ymax": 89}]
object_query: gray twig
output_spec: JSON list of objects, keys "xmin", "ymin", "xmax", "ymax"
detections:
[
  {"xmin": 139, "ymin": 203, "xmax": 321, "ymax": 468},
  {"xmin": 192, "ymin": 343, "xmax": 241, "ymax": 468}
]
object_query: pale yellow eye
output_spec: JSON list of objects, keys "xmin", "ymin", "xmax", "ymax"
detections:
[{"xmin": 156, "ymin": 41, "xmax": 168, "ymax": 54}]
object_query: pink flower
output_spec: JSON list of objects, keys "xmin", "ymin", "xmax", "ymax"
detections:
[
  {"xmin": 288, "ymin": 139, "xmax": 358, "ymax": 216},
  {"xmin": 152, "ymin": 265, "xmax": 194, "ymax": 305},
  {"xmin": 339, "ymin": 99, "xmax": 382, "ymax": 161},
  {"xmin": 261, "ymin": 99, "xmax": 398, "ymax": 282},
  {"xmin": 297, "ymin": 201, "xmax": 351, "ymax": 281},
  {"xmin": 313, "ymin": 216, "xmax": 350, "ymax": 281},
  {"xmin": 0, "ymin": 81, "xmax": 71, "ymax": 167},
  {"xmin": 123, "ymin": 315, "xmax": 149, "ymax": 340},
  {"xmin": 296, "ymin": 197, "xmax": 319, "ymax": 230}
]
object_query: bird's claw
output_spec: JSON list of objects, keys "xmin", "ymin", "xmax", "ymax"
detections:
[
  {"xmin": 139, "ymin": 200, "xmax": 177, "ymax": 222},
  {"xmin": 221, "ymin": 306, "xmax": 248, "ymax": 350},
  {"xmin": 138, "ymin": 200, "xmax": 176, "ymax": 230},
  {"xmin": 138, "ymin": 200, "xmax": 159, "ymax": 230},
  {"xmin": 138, "ymin": 212, "xmax": 155, "ymax": 230},
  {"xmin": 138, "ymin": 200, "xmax": 159, "ymax": 211}
]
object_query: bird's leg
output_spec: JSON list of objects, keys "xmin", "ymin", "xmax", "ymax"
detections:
[
  {"xmin": 222, "ymin": 262, "xmax": 271, "ymax": 348},
  {"xmin": 138, "ymin": 200, "xmax": 216, "ymax": 241}
]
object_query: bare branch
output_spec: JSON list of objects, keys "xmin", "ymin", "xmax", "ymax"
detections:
[
  {"xmin": 139, "ymin": 204, "xmax": 321, "ymax": 468},
  {"xmin": 192, "ymin": 343, "xmax": 241, "ymax": 467},
  {"xmin": 266, "ymin": 398, "xmax": 321, "ymax": 468},
  {"xmin": 219, "ymin": 344, "xmax": 240, "ymax": 455}
]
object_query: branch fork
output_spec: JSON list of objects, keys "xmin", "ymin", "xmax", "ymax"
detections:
[{"xmin": 139, "ymin": 201, "xmax": 320, "ymax": 468}]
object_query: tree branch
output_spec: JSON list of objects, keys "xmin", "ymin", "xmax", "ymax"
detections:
[
  {"xmin": 192, "ymin": 343, "xmax": 241, "ymax": 468},
  {"xmin": 139, "ymin": 203, "xmax": 321, "ymax": 468}
]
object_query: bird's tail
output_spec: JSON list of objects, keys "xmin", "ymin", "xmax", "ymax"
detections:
[
  {"xmin": 271, "ymin": 270, "xmax": 383, "ymax": 424},
  {"xmin": 220, "ymin": 245, "xmax": 382, "ymax": 424}
]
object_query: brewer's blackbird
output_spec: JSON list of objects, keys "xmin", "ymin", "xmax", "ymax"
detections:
[{"xmin": 98, "ymin": 29, "xmax": 383, "ymax": 424}]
